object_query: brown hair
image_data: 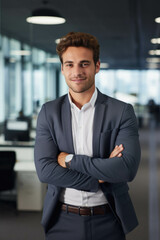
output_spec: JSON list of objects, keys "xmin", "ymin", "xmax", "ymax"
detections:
[{"xmin": 56, "ymin": 32, "xmax": 100, "ymax": 65}]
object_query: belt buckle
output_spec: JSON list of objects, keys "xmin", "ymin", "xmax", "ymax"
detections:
[
  {"xmin": 80, "ymin": 207, "xmax": 94, "ymax": 216},
  {"xmin": 90, "ymin": 207, "xmax": 94, "ymax": 216}
]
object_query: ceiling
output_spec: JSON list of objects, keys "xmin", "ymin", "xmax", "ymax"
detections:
[{"xmin": 1, "ymin": 0, "xmax": 160, "ymax": 69}]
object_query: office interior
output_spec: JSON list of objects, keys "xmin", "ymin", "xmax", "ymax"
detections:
[{"xmin": 0, "ymin": 0, "xmax": 160, "ymax": 239}]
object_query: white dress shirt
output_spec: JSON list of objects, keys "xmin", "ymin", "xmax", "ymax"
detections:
[{"xmin": 60, "ymin": 88, "xmax": 107, "ymax": 207}]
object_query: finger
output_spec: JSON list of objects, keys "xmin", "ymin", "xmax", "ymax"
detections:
[
  {"xmin": 112, "ymin": 146, "xmax": 123, "ymax": 155},
  {"xmin": 109, "ymin": 145, "xmax": 123, "ymax": 158},
  {"xmin": 117, "ymin": 153, "xmax": 122, "ymax": 157},
  {"xmin": 117, "ymin": 144, "xmax": 124, "ymax": 152}
]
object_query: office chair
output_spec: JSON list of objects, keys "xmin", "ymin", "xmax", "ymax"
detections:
[{"xmin": 0, "ymin": 151, "xmax": 16, "ymax": 191}]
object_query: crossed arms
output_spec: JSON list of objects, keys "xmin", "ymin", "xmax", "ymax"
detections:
[
  {"xmin": 58, "ymin": 144, "xmax": 124, "ymax": 183},
  {"xmin": 34, "ymin": 102, "xmax": 141, "ymax": 192}
]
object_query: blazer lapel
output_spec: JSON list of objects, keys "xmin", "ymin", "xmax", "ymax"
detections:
[
  {"xmin": 61, "ymin": 96, "xmax": 75, "ymax": 154},
  {"xmin": 93, "ymin": 91, "xmax": 107, "ymax": 157},
  {"xmin": 61, "ymin": 91, "xmax": 107, "ymax": 156}
]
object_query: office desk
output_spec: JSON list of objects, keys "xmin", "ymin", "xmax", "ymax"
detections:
[
  {"xmin": 0, "ymin": 134, "xmax": 34, "ymax": 162},
  {"xmin": 0, "ymin": 135, "xmax": 46, "ymax": 211},
  {"xmin": 14, "ymin": 162, "xmax": 46, "ymax": 211}
]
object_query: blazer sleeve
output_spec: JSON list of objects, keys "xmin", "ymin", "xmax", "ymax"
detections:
[
  {"xmin": 34, "ymin": 104, "xmax": 99, "ymax": 192},
  {"xmin": 70, "ymin": 104, "xmax": 141, "ymax": 183}
]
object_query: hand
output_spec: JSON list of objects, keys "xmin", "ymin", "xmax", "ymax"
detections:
[
  {"xmin": 58, "ymin": 152, "xmax": 69, "ymax": 168},
  {"xmin": 99, "ymin": 180, "xmax": 105, "ymax": 183},
  {"xmin": 109, "ymin": 144, "xmax": 124, "ymax": 158},
  {"xmin": 99, "ymin": 144, "xmax": 124, "ymax": 183}
]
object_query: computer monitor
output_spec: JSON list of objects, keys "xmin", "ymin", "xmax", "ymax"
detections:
[{"xmin": 4, "ymin": 120, "xmax": 30, "ymax": 142}]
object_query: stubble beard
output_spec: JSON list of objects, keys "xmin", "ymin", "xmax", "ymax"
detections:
[
  {"xmin": 67, "ymin": 73, "xmax": 95, "ymax": 94},
  {"xmin": 68, "ymin": 81, "xmax": 95, "ymax": 94}
]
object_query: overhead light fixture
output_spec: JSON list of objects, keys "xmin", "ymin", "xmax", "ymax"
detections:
[
  {"xmin": 26, "ymin": 8, "xmax": 66, "ymax": 25},
  {"xmin": 46, "ymin": 57, "xmax": 60, "ymax": 63},
  {"xmin": 146, "ymin": 63, "xmax": 160, "ymax": 69},
  {"xmin": 10, "ymin": 50, "xmax": 31, "ymax": 56},
  {"xmin": 148, "ymin": 50, "xmax": 160, "ymax": 55},
  {"xmin": 155, "ymin": 17, "xmax": 160, "ymax": 23},
  {"xmin": 151, "ymin": 38, "xmax": 160, "ymax": 44},
  {"xmin": 55, "ymin": 38, "xmax": 60, "ymax": 44},
  {"xmin": 146, "ymin": 57, "xmax": 160, "ymax": 63}
]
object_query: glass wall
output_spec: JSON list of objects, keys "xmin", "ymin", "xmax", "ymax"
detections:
[
  {"xmin": 96, "ymin": 70, "xmax": 160, "ymax": 105},
  {"xmin": 59, "ymin": 74, "xmax": 68, "ymax": 96},
  {"xmin": 59, "ymin": 69, "xmax": 160, "ymax": 106},
  {"xmin": 0, "ymin": 32, "xmax": 160, "ymax": 127},
  {"xmin": 8, "ymin": 39, "xmax": 22, "ymax": 118},
  {"xmin": 0, "ymin": 49, "xmax": 5, "ymax": 122},
  {"xmin": 0, "ymin": 34, "xmax": 58, "ymax": 123}
]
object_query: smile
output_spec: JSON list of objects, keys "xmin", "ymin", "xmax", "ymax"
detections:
[{"xmin": 71, "ymin": 78, "xmax": 86, "ymax": 82}]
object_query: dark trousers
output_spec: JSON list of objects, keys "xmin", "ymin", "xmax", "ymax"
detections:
[{"xmin": 45, "ymin": 206, "xmax": 126, "ymax": 240}]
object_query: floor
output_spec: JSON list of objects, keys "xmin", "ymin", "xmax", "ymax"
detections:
[
  {"xmin": 0, "ymin": 125, "xmax": 160, "ymax": 240},
  {"xmin": 127, "ymin": 125, "xmax": 160, "ymax": 240},
  {"xmin": 0, "ymin": 202, "xmax": 45, "ymax": 240}
]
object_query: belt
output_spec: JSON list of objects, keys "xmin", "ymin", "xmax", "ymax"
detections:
[{"xmin": 61, "ymin": 203, "xmax": 111, "ymax": 216}]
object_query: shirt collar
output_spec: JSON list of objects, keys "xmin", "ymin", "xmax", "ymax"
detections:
[{"xmin": 68, "ymin": 88, "xmax": 97, "ymax": 110}]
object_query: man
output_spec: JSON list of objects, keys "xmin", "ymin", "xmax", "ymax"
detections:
[{"xmin": 34, "ymin": 32, "xmax": 141, "ymax": 240}]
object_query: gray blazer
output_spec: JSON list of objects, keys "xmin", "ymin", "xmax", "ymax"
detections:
[{"xmin": 34, "ymin": 89, "xmax": 141, "ymax": 234}]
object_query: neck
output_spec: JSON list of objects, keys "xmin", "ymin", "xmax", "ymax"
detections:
[{"xmin": 69, "ymin": 86, "xmax": 95, "ymax": 109}]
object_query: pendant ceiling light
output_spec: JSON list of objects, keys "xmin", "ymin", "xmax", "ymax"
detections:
[
  {"xmin": 155, "ymin": 17, "xmax": 160, "ymax": 23},
  {"xmin": 26, "ymin": 1, "xmax": 66, "ymax": 25}
]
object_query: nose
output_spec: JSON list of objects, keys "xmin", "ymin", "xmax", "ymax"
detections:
[{"xmin": 72, "ymin": 65, "xmax": 83, "ymax": 77}]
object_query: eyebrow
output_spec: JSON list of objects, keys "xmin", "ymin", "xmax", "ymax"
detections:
[
  {"xmin": 63, "ymin": 61, "xmax": 73, "ymax": 64},
  {"xmin": 63, "ymin": 60, "xmax": 91, "ymax": 64},
  {"xmin": 80, "ymin": 60, "xmax": 90, "ymax": 64}
]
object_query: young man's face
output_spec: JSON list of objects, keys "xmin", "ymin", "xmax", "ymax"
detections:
[{"xmin": 61, "ymin": 46, "xmax": 100, "ymax": 95}]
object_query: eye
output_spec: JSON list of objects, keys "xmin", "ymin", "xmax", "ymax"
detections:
[
  {"xmin": 64, "ymin": 63, "xmax": 73, "ymax": 68},
  {"xmin": 81, "ymin": 62, "xmax": 90, "ymax": 68}
]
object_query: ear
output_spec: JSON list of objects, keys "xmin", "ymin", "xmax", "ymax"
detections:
[{"xmin": 95, "ymin": 60, "xmax": 100, "ymax": 74}]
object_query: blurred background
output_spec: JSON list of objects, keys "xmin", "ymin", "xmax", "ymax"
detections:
[{"xmin": 0, "ymin": 0, "xmax": 160, "ymax": 239}]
